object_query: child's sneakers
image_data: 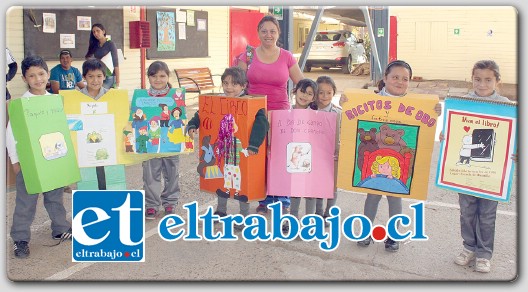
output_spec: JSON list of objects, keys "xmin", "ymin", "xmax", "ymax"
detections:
[
  {"xmin": 384, "ymin": 238, "xmax": 399, "ymax": 252},
  {"xmin": 145, "ymin": 208, "xmax": 157, "ymax": 220},
  {"xmin": 454, "ymin": 248, "xmax": 476, "ymax": 266},
  {"xmin": 53, "ymin": 228, "xmax": 73, "ymax": 241},
  {"xmin": 475, "ymin": 258, "xmax": 491, "ymax": 273},
  {"xmin": 13, "ymin": 241, "xmax": 30, "ymax": 259},
  {"xmin": 164, "ymin": 204, "xmax": 176, "ymax": 215}
]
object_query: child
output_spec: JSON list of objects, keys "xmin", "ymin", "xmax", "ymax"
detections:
[
  {"xmin": 6, "ymin": 55, "xmax": 72, "ymax": 259},
  {"xmin": 312, "ymin": 76, "xmax": 342, "ymax": 226},
  {"xmin": 355, "ymin": 60, "xmax": 442, "ymax": 252},
  {"xmin": 446, "ymin": 60, "xmax": 516, "ymax": 273},
  {"xmin": 80, "ymin": 59, "xmax": 110, "ymax": 190},
  {"xmin": 142, "ymin": 61, "xmax": 182, "ymax": 219},
  {"xmin": 287, "ymin": 79, "xmax": 320, "ymax": 220},
  {"xmin": 187, "ymin": 67, "xmax": 269, "ymax": 229}
]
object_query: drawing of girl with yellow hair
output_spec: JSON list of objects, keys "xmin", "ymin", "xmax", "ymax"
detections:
[
  {"xmin": 371, "ymin": 155, "xmax": 401, "ymax": 179},
  {"xmin": 357, "ymin": 155, "xmax": 410, "ymax": 194}
]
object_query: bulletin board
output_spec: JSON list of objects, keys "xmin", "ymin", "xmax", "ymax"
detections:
[
  {"xmin": 146, "ymin": 7, "xmax": 208, "ymax": 59},
  {"xmin": 23, "ymin": 7, "xmax": 124, "ymax": 60}
]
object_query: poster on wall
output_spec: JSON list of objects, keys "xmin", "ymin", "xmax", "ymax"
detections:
[
  {"xmin": 337, "ymin": 89, "xmax": 439, "ymax": 200},
  {"xmin": 267, "ymin": 109, "xmax": 336, "ymax": 198},
  {"xmin": 435, "ymin": 96, "xmax": 517, "ymax": 202},
  {"xmin": 197, "ymin": 94, "xmax": 267, "ymax": 202},
  {"xmin": 156, "ymin": 11, "xmax": 176, "ymax": 51},
  {"xmin": 42, "ymin": 13, "xmax": 56, "ymax": 33},
  {"xmin": 126, "ymin": 88, "xmax": 193, "ymax": 155}
]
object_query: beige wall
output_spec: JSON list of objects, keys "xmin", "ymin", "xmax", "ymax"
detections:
[
  {"xmin": 390, "ymin": 6, "xmax": 517, "ymax": 84},
  {"xmin": 6, "ymin": 6, "xmax": 232, "ymax": 101}
]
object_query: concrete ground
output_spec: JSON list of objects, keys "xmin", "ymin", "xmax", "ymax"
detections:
[{"xmin": 4, "ymin": 69, "xmax": 519, "ymax": 284}]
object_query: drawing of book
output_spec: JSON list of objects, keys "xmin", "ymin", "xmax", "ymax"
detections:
[{"xmin": 471, "ymin": 128, "xmax": 495, "ymax": 162}]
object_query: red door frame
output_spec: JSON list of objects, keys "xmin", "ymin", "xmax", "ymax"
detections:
[
  {"xmin": 229, "ymin": 8, "xmax": 264, "ymax": 66},
  {"xmin": 389, "ymin": 16, "xmax": 397, "ymax": 62}
]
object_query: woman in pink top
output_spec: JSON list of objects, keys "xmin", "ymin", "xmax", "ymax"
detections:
[
  {"xmin": 237, "ymin": 15, "xmax": 304, "ymax": 219},
  {"xmin": 237, "ymin": 15, "xmax": 304, "ymax": 111}
]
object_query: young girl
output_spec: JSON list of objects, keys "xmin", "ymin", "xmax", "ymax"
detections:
[
  {"xmin": 353, "ymin": 60, "xmax": 413, "ymax": 251},
  {"xmin": 187, "ymin": 67, "xmax": 268, "ymax": 229},
  {"xmin": 447, "ymin": 60, "xmax": 516, "ymax": 273},
  {"xmin": 312, "ymin": 76, "xmax": 342, "ymax": 225},
  {"xmin": 287, "ymin": 79, "xmax": 320, "ymax": 220},
  {"xmin": 142, "ymin": 61, "xmax": 182, "ymax": 219}
]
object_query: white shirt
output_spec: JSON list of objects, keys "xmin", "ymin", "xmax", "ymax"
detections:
[
  {"xmin": 6, "ymin": 90, "xmax": 52, "ymax": 164},
  {"xmin": 6, "ymin": 48, "xmax": 16, "ymax": 65}
]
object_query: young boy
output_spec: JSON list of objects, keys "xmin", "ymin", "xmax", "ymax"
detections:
[
  {"xmin": 79, "ymin": 58, "xmax": 109, "ymax": 189},
  {"xmin": 6, "ymin": 55, "xmax": 72, "ymax": 259},
  {"xmin": 80, "ymin": 58, "xmax": 108, "ymax": 100}
]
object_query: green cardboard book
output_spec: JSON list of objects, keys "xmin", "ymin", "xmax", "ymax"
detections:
[{"xmin": 8, "ymin": 94, "xmax": 81, "ymax": 194}]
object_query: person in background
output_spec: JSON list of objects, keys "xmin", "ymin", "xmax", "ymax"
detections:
[
  {"xmin": 49, "ymin": 49, "xmax": 85, "ymax": 94},
  {"xmin": 236, "ymin": 15, "xmax": 304, "ymax": 216},
  {"xmin": 85, "ymin": 23, "xmax": 120, "ymax": 89},
  {"xmin": 313, "ymin": 76, "xmax": 341, "ymax": 226},
  {"xmin": 287, "ymin": 78, "xmax": 319, "ymax": 221},
  {"xmin": 6, "ymin": 47, "xmax": 17, "ymax": 101}
]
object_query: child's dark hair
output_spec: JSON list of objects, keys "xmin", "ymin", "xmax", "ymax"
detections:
[
  {"xmin": 221, "ymin": 66, "xmax": 247, "ymax": 87},
  {"xmin": 316, "ymin": 75, "xmax": 337, "ymax": 94},
  {"xmin": 377, "ymin": 60, "xmax": 413, "ymax": 91},
  {"xmin": 85, "ymin": 23, "xmax": 106, "ymax": 58},
  {"xmin": 148, "ymin": 61, "xmax": 172, "ymax": 88},
  {"xmin": 21, "ymin": 55, "xmax": 48, "ymax": 76},
  {"xmin": 472, "ymin": 60, "xmax": 501, "ymax": 82},
  {"xmin": 292, "ymin": 78, "xmax": 317, "ymax": 95},
  {"xmin": 82, "ymin": 58, "xmax": 105, "ymax": 77}
]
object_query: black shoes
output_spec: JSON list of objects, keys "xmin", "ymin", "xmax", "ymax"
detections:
[
  {"xmin": 384, "ymin": 238, "xmax": 399, "ymax": 252},
  {"xmin": 13, "ymin": 241, "xmax": 30, "ymax": 259},
  {"xmin": 357, "ymin": 236, "xmax": 373, "ymax": 247},
  {"xmin": 356, "ymin": 237, "xmax": 399, "ymax": 252},
  {"xmin": 53, "ymin": 227, "xmax": 73, "ymax": 241}
]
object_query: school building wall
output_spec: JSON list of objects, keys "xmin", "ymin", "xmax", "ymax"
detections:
[
  {"xmin": 390, "ymin": 6, "xmax": 517, "ymax": 84},
  {"xmin": 5, "ymin": 6, "xmax": 246, "ymax": 101}
]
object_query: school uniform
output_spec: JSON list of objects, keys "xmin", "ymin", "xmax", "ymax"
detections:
[
  {"xmin": 458, "ymin": 91, "xmax": 511, "ymax": 259},
  {"xmin": 6, "ymin": 90, "xmax": 70, "ymax": 242}
]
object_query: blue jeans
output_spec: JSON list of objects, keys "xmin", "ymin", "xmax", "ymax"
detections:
[
  {"xmin": 259, "ymin": 195, "xmax": 290, "ymax": 208},
  {"xmin": 103, "ymin": 75, "xmax": 115, "ymax": 89}
]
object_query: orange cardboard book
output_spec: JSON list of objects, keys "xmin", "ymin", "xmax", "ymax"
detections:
[{"xmin": 196, "ymin": 94, "xmax": 267, "ymax": 202}]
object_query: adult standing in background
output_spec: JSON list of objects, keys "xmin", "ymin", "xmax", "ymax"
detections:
[
  {"xmin": 85, "ymin": 23, "xmax": 120, "ymax": 89},
  {"xmin": 236, "ymin": 15, "xmax": 304, "ymax": 216},
  {"xmin": 6, "ymin": 47, "xmax": 18, "ymax": 100},
  {"xmin": 50, "ymin": 49, "xmax": 85, "ymax": 94}
]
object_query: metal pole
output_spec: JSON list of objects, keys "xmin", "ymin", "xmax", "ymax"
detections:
[
  {"xmin": 298, "ymin": 7, "xmax": 324, "ymax": 71},
  {"xmin": 361, "ymin": 6, "xmax": 382, "ymax": 84}
]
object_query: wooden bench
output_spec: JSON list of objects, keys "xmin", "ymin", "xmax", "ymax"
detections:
[{"xmin": 174, "ymin": 67, "xmax": 217, "ymax": 94}]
